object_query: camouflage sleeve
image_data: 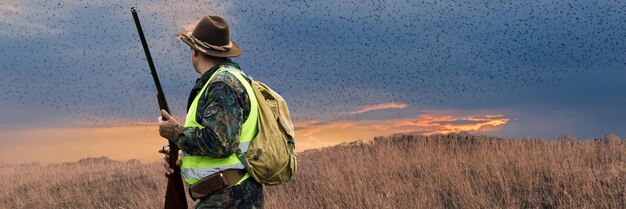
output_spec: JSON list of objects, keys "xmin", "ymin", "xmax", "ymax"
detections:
[{"xmin": 176, "ymin": 72, "xmax": 249, "ymax": 158}]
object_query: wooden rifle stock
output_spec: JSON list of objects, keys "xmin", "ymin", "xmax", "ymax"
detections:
[{"xmin": 131, "ymin": 7, "xmax": 188, "ymax": 209}]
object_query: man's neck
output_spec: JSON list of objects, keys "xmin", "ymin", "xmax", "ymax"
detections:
[{"xmin": 196, "ymin": 60, "xmax": 218, "ymax": 75}]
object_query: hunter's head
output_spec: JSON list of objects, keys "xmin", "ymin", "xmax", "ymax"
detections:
[{"xmin": 176, "ymin": 15, "xmax": 241, "ymax": 74}]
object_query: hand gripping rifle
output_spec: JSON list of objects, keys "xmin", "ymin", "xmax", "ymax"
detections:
[{"xmin": 131, "ymin": 7, "xmax": 188, "ymax": 209}]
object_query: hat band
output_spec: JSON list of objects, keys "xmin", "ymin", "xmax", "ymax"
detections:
[{"xmin": 179, "ymin": 31, "xmax": 232, "ymax": 52}]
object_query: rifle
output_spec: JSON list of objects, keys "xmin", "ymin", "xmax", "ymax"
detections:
[{"xmin": 131, "ymin": 7, "xmax": 188, "ymax": 209}]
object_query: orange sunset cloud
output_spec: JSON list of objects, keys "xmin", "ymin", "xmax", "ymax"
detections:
[{"xmin": 294, "ymin": 114, "xmax": 509, "ymax": 151}]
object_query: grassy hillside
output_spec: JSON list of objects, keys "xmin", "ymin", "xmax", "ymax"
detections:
[{"xmin": 0, "ymin": 134, "xmax": 624, "ymax": 208}]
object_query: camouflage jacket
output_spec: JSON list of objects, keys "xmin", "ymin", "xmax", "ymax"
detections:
[{"xmin": 175, "ymin": 60, "xmax": 252, "ymax": 158}]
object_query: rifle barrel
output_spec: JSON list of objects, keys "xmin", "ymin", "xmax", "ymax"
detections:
[
  {"xmin": 131, "ymin": 7, "xmax": 170, "ymax": 113},
  {"xmin": 131, "ymin": 7, "xmax": 187, "ymax": 209}
]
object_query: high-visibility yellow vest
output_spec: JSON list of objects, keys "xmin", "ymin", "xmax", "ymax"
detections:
[{"xmin": 181, "ymin": 65, "xmax": 259, "ymax": 185}]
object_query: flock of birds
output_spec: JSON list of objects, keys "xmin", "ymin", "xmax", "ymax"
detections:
[{"xmin": 0, "ymin": 0, "xmax": 623, "ymax": 125}]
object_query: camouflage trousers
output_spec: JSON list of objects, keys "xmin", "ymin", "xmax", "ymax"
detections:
[{"xmin": 195, "ymin": 177, "xmax": 264, "ymax": 209}]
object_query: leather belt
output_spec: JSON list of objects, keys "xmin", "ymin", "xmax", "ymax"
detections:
[{"xmin": 188, "ymin": 169, "xmax": 247, "ymax": 200}]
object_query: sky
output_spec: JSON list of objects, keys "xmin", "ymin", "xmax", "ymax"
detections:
[{"xmin": 0, "ymin": 0, "xmax": 624, "ymax": 164}]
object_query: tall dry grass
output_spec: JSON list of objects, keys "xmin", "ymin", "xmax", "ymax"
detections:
[
  {"xmin": 0, "ymin": 134, "xmax": 624, "ymax": 209},
  {"xmin": 0, "ymin": 157, "xmax": 171, "ymax": 209},
  {"xmin": 266, "ymin": 134, "xmax": 625, "ymax": 209}
]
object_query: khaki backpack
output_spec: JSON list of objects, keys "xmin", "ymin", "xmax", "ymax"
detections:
[{"xmin": 236, "ymin": 78, "xmax": 297, "ymax": 185}]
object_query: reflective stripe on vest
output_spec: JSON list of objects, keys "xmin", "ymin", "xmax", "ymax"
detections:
[{"xmin": 181, "ymin": 65, "xmax": 259, "ymax": 185}]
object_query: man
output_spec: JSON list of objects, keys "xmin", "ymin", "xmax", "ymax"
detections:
[{"xmin": 157, "ymin": 15, "xmax": 263, "ymax": 209}]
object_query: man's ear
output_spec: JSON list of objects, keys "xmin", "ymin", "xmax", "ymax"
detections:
[{"xmin": 191, "ymin": 48, "xmax": 199, "ymax": 57}]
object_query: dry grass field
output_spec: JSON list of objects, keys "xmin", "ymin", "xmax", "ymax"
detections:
[{"xmin": 0, "ymin": 133, "xmax": 624, "ymax": 209}]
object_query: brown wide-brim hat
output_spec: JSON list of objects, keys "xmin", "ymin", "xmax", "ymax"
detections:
[{"xmin": 176, "ymin": 15, "xmax": 241, "ymax": 58}]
